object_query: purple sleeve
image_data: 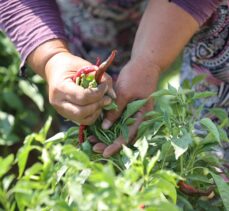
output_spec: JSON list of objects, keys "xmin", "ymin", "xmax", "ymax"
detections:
[
  {"xmin": 170, "ymin": 0, "xmax": 222, "ymax": 25},
  {"xmin": 0, "ymin": 0, "xmax": 67, "ymax": 67}
]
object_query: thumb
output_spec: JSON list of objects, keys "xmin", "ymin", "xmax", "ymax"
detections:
[{"xmin": 102, "ymin": 94, "xmax": 128, "ymax": 129}]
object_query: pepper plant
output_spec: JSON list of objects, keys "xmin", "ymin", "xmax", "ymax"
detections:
[{"xmin": 0, "ymin": 32, "xmax": 57, "ymax": 148}]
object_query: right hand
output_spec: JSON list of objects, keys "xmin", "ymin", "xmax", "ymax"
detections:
[
  {"xmin": 27, "ymin": 39, "xmax": 114, "ymax": 125},
  {"xmin": 45, "ymin": 51, "xmax": 114, "ymax": 125}
]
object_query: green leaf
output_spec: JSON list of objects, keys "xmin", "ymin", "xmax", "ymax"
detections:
[
  {"xmin": 211, "ymin": 172, "xmax": 229, "ymax": 211},
  {"xmin": 154, "ymin": 177, "xmax": 177, "ymax": 203},
  {"xmin": 36, "ymin": 116, "xmax": 52, "ymax": 142},
  {"xmin": 150, "ymin": 202, "xmax": 178, "ymax": 211},
  {"xmin": 0, "ymin": 135, "xmax": 18, "ymax": 146},
  {"xmin": 147, "ymin": 151, "xmax": 160, "ymax": 175},
  {"xmin": 209, "ymin": 108, "xmax": 228, "ymax": 123},
  {"xmin": 192, "ymin": 74, "xmax": 207, "ymax": 86},
  {"xmin": 187, "ymin": 174, "xmax": 212, "ymax": 184},
  {"xmin": 171, "ymin": 132, "xmax": 192, "ymax": 160},
  {"xmin": 121, "ymin": 124, "xmax": 129, "ymax": 142},
  {"xmin": 192, "ymin": 91, "xmax": 216, "ymax": 100},
  {"xmin": 151, "ymin": 89, "xmax": 171, "ymax": 98},
  {"xmin": 178, "ymin": 195, "xmax": 194, "ymax": 210},
  {"xmin": 103, "ymin": 101, "xmax": 118, "ymax": 111},
  {"xmin": 218, "ymin": 127, "xmax": 228, "ymax": 142},
  {"xmin": 45, "ymin": 132, "xmax": 65, "ymax": 143},
  {"xmin": 17, "ymin": 135, "xmax": 34, "ymax": 178},
  {"xmin": 122, "ymin": 145, "xmax": 134, "ymax": 160},
  {"xmin": 18, "ymin": 80, "xmax": 44, "ymax": 111},
  {"xmin": 81, "ymin": 140, "xmax": 92, "ymax": 155},
  {"xmin": 200, "ymin": 118, "xmax": 220, "ymax": 143},
  {"xmin": 123, "ymin": 99, "xmax": 148, "ymax": 122},
  {"xmin": 182, "ymin": 79, "xmax": 191, "ymax": 89},
  {"xmin": 3, "ymin": 90, "xmax": 23, "ymax": 110},
  {"xmin": 0, "ymin": 154, "xmax": 14, "ymax": 178},
  {"xmin": 2, "ymin": 174, "xmax": 15, "ymax": 191},
  {"xmin": 168, "ymin": 83, "xmax": 177, "ymax": 95},
  {"xmin": 198, "ymin": 152, "xmax": 220, "ymax": 166},
  {"xmin": 24, "ymin": 163, "xmax": 43, "ymax": 178},
  {"xmin": 135, "ymin": 137, "xmax": 148, "ymax": 161},
  {"xmin": 62, "ymin": 145, "xmax": 90, "ymax": 165},
  {"xmin": 0, "ymin": 111, "xmax": 15, "ymax": 136},
  {"xmin": 125, "ymin": 118, "xmax": 135, "ymax": 126}
]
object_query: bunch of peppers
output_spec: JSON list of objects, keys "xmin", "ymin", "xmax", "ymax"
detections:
[{"xmin": 71, "ymin": 50, "xmax": 117, "ymax": 144}]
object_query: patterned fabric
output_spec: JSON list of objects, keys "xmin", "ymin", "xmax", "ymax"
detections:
[
  {"xmin": 181, "ymin": 2, "xmax": 229, "ymax": 161},
  {"xmin": 56, "ymin": 0, "xmax": 146, "ymax": 81},
  {"xmin": 181, "ymin": 3, "xmax": 229, "ymax": 111}
]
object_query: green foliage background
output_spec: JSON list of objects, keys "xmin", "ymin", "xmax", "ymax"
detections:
[{"xmin": 0, "ymin": 32, "xmax": 58, "ymax": 153}]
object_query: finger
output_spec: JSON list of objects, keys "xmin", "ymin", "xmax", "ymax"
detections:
[
  {"xmin": 102, "ymin": 94, "xmax": 128, "ymax": 130},
  {"xmin": 64, "ymin": 81, "xmax": 109, "ymax": 106},
  {"xmin": 93, "ymin": 143, "xmax": 107, "ymax": 153},
  {"xmin": 80, "ymin": 109, "xmax": 102, "ymax": 125},
  {"xmin": 88, "ymin": 135, "xmax": 100, "ymax": 144},
  {"xmin": 76, "ymin": 96, "xmax": 112, "ymax": 118},
  {"xmin": 55, "ymin": 101, "xmax": 102, "ymax": 124},
  {"xmin": 103, "ymin": 111, "xmax": 144, "ymax": 158},
  {"xmin": 100, "ymin": 73, "xmax": 116, "ymax": 99}
]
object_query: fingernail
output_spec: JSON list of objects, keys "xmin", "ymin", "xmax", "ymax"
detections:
[
  {"xmin": 103, "ymin": 97, "xmax": 112, "ymax": 106},
  {"xmin": 108, "ymin": 88, "xmax": 117, "ymax": 99},
  {"xmin": 103, "ymin": 150, "xmax": 111, "ymax": 158},
  {"xmin": 93, "ymin": 146, "xmax": 103, "ymax": 153},
  {"xmin": 93, "ymin": 143, "xmax": 106, "ymax": 153},
  {"xmin": 102, "ymin": 119, "xmax": 112, "ymax": 130},
  {"xmin": 104, "ymin": 84, "xmax": 109, "ymax": 93},
  {"xmin": 99, "ymin": 83, "xmax": 108, "ymax": 93}
]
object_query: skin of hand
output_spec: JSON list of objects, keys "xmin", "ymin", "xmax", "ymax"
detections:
[
  {"xmin": 90, "ymin": 0, "xmax": 199, "ymax": 157},
  {"xmin": 27, "ymin": 39, "xmax": 114, "ymax": 125}
]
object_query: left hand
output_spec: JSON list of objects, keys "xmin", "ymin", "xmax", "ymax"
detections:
[
  {"xmin": 89, "ymin": 58, "xmax": 160, "ymax": 157},
  {"xmin": 88, "ymin": 0, "xmax": 199, "ymax": 157}
]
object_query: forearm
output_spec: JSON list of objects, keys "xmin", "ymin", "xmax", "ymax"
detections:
[
  {"xmin": 26, "ymin": 39, "xmax": 69, "ymax": 79},
  {"xmin": 0, "ymin": 0, "xmax": 67, "ymax": 69},
  {"xmin": 131, "ymin": 0, "xmax": 199, "ymax": 74}
]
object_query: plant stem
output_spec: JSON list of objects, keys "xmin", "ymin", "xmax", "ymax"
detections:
[{"xmin": 180, "ymin": 156, "xmax": 184, "ymax": 176}]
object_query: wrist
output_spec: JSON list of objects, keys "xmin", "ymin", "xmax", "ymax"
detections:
[
  {"xmin": 129, "ymin": 53, "xmax": 161, "ymax": 80},
  {"xmin": 27, "ymin": 39, "xmax": 69, "ymax": 79}
]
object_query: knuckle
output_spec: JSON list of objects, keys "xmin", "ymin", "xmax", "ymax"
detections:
[
  {"xmin": 76, "ymin": 93, "xmax": 87, "ymax": 104},
  {"xmin": 49, "ymin": 94, "xmax": 58, "ymax": 107},
  {"xmin": 84, "ymin": 110, "xmax": 101, "ymax": 125},
  {"xmin": 72, "ymin": 107, "xmax": 81, "ymax": 118},
  {"xmin": 49, "ymin": 85, "xmax": 62, "ymax": 107},
  {"xmin": 81, "ymin": 118, "xmax": 93, "ymax": 126}
]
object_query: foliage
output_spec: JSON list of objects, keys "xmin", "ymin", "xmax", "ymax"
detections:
[
  {"xmin": 0, "ymin": 32, "xmax": 56, "ymax": 146},
  {"xmin": 0, "ymin": 76, "xmax": 229, "ymax": 210},
  {"xmin": 138, "ymin": 77, "xmax": 229, "ymax": 210},
  {"xmin": 0, "ymin": 117, "xmax": 179, "ymax": 211}
]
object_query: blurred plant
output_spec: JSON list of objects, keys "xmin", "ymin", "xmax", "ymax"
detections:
[
  {"xmin": 138, "ymin": 75, "xmax": 229, "ymax": 210},
  {"xmin": 0, "ymin": 32, "xmax": 57, "ymax": 148},
  {"xmin": 0, "ymin": 117, "xmax": 179, "ymax": 211}
]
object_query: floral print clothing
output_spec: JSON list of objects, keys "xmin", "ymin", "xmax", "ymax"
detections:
[{"xmin": 56, "ymin": 0, "xmax": 146, "ymax": 81}]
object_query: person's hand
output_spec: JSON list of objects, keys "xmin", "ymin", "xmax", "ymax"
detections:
[
  {"xmin": 89, "ymin": 0, "xmax": 199, "ymax": 156},
  {"xmin": 89, "ymin": 58, "xmax": 160, "ymax": 157},
  {"xmin": 27, "ymin": 39, "xmax": 114, "ymax": 125},
  {"xmin": 45, "ymin": 52, "xmax": 114, "ymax": 125}
]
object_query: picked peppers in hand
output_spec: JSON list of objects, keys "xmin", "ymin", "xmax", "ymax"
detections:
[{"xmin": 71, "ymin": 50, "xmax": 117, "ymax": 144}]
